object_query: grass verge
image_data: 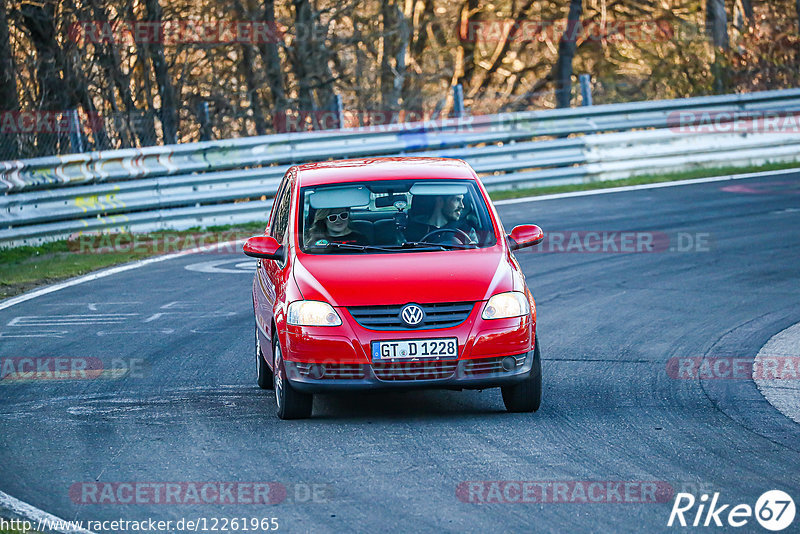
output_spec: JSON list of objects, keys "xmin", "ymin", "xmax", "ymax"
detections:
[
  {"xmin": 0, "ymin": 223, "xmax": 265, "ymax": 300},
  {"xmin": 2, "ymin": 162, "xmax": 798, "ymax": 301}
]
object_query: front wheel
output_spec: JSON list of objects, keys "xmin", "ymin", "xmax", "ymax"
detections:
[
  {"xmin": 273, "ymin": 331, "xmax": 313, "ymax": 420},
  {"xmin": 501, "ymin": 334, "xmax": 542, "ymax": 413}
]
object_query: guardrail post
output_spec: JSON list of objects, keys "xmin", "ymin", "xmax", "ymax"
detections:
[
  {"xmin": 330, "ymin": 94, "xmax": 344, "ymax": 130},
  {"xmin": 197, "ymin": 101, "xmax": 212, "ymax": 141},
  {"xmin": 579, "ymin": 75, "xmax": 593, "ymax": 106},
  {"xmin": 68, "ymin": 110, "xmax": 86, "ymax": 153},
  {"xmin": 453, "ymin": 84, "xmax": 465, "ymax": 118}
]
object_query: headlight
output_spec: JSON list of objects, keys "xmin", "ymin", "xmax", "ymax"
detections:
[
  {"xmin": 482, "ymin": 292, "xmax": 530, "ymax": 320},
  {"xmin": 287, "ymin": 300, "xmax": 342, "ymax": 326}
]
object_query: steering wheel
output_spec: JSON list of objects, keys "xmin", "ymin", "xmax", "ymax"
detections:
[{"xmin": 420, "ymin": 227, "xmax": 472, "ymax": 244}]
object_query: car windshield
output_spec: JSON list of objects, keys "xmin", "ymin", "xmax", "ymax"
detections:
[{"xmin": 299, "ymin": 179, "xmax": 498, "ymax": 254}]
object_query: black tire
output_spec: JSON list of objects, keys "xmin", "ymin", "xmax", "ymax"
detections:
[
  {"xmin": 501, "ymin": 334, "xmax": 542, "ymax": 413},
  {"xmin": 273, "ymin": 331, "xmax": 313, "ymax": 420},
  {"xmin": 256, "ymin": 325, "xmax": 273, "ymax": 390}
]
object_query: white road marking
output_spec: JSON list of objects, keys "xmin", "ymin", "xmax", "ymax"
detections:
[
  {"xmin": 7, "ymin": 314, "xmax": 138, "ymax": 327},
  {"xmin": 184, "ymin": 259, "xmax": 257, "ymax": 274},
  {"xmin": 41, "ymin": 302, "xmax": 142, "ymax": 309},
  {"xmin": 753, "ymin": 322, "xmax": 800, "ymax": 424},
  {"xmin": 96, "ymin": 329, "xmax": 175, "ymax": 336},
  {"xmin": 492, "ymin": 167, "xmax": 800, "ymax": 206},
  {"xmin": 0, "ymin": 331, "xmax": 68, "ymax": 338},
  {"xmin": 160, "ymin": 301, "xmax": 191, "ymax": 309},
  {"xmin": 0, "ymin": 489, "xmax": 96, "ymax": 534},
  {"xmin": 144, "ymin": 311, "xmax": 237, "ymax": 323}
]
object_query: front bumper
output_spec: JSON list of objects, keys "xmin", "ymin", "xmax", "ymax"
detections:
[{"xmin": 285, "ymin": 351, "xmax": 533, "ymax": 393}]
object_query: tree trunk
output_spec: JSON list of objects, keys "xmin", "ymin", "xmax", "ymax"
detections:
[
  {"xmin": 89, "ymin": 0, "xmax": 137, "ymax": 147},
  {"xmin": 706, "ymin": 0, "xmax": 729, "ymax": 94},
  {"xmin": 232, "ymin": 0, "xmax": 268, "ymax": 135},
  {"xmin": 124, "ymin": 3, "xmax": 157, "ymax": 146},
  {"xmin": 290, "ymin": 0, "xmax": 336, "ymax": 129},
  {"xmin": 0, "ymin": 0, "xmax": 17, "ymax": 111},
  {"xmin": 0, "ymin": 0, "xmax": 18, "ymax": 159},
  {"xmin": 380, "ymin": 0, "xmax": 408, "ymax": 116},
  {"xmin": 555, "ymin": 0, "xmax": 583, "ymax": 108},
  {"xmin": 740, "ymin": 0, "xmax": 754, "ymax": 21},
  {"xmin": 143, "ymin": 0, "xmax": 178, "ymax": 144},
  {"xmin": 257, "ymin": 0, "xmax": 287, "ymax": 128},
  {"xmin": 291, "ymin": 0, "xmax": 316, "ymax": 120},
  {"xmin": 706, "ymin": 0, "xmax": 729, "ymax": 50},
  {"xmin": 19, "ymin": 1, "xmax": 70, "ymax": 154},
  {"xmin": 457, "ymin": 0, "xmax": 479, "ymax": 89}
]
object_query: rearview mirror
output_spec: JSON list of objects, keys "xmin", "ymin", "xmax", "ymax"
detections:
[
  {"xmin": 507, "ymin": 225, "xmax": 544, "ymax": 251},
  {"xmin": 243, "ymin": 236, "xmax": 285, "ymax": 261}
]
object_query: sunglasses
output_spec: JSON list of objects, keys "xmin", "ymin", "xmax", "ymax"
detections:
[{"xmin": 326, "ymin": 211, "xmax": 349, "ymax": 223}]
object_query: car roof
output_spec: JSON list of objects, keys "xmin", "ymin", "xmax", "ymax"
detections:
[{"xmin": 293, "ymin": 157, "xmax": 476, "ymax": 187}]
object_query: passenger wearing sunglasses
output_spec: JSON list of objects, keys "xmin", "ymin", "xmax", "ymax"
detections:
[{"xmin": 305, "ymin": 207, "xmax": 370, "ymax": 247}]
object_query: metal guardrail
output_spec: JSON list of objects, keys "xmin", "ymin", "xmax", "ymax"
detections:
[{"xmin": 2, "ymin": 88, "xmax": 800, "ymax": 247}]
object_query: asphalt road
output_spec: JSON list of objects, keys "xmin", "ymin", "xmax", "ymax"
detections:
[{"xmin": 1, "ymin": 172, "xmax": 799, "ymax": 533}]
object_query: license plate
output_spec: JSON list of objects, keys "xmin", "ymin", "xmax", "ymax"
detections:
[{"xmin": 371, "ymin": 338, "xmax": 458, "ymax": 361}]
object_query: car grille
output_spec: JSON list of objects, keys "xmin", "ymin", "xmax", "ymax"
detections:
[
  {"xmin": 294, "ymin": 363, "xmax": 366, "ymax": 379},
  {"xmin": 372, "ymin": 360, "xmax": 458, "ymax": 381},
  {"xmin": 348, "ymin": 302, "xmax": 475, "ymax": 331},
  {"xmin": 462, "ymin": 355, "xmax": 526, "ymax": 376}
]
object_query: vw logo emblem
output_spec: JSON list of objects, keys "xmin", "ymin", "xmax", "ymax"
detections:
[{"xmin": 400, "ymin": 304, "xmax": 424, "ymax": 326}]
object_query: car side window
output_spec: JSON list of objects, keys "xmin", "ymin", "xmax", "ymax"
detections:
[{"xmin": 270, "ymin": 177, "xmax": 293, "ymax": 243}]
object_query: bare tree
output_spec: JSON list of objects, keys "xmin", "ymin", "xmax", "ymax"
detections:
[
  {"xmin": 290, "ymin": 0, "xmax": 336, "ymax": 128},
  {"xmin": 555, "ymin": 0, "xmax": 583, "ymax": 108},
  {"xmin": 706, "ymin": 0, "xmax": 729, "ymax": 49},
  {"xmin": 706, "ymin": 0, "xmax": 729, "ymax": 93},
  {"xmin": 0, "ymin": 0, "xmax": 18, "ymax": 159},
  {"xmin": 19, "ymin": 1, "xmax": 70, "ymax": 152},
  {"xmin": 232, "ymin": 0, "xmax": 268, "ymax": 135},
  {"xmin": 291, "ymin": 0, "xmax": 316, "ymax": 115},
  {"xmin": 456, "ymin": 0, "xmax": 479, "ymax": 89},
  {"xmin": 257, "ymin": 0, "xmax": 287, "ymax": 125},
  {"xmin": 143, "ymin": 0, "xmax": 178, "ymax": 144},
  {"xmin": 0, "ymin": 0, "xmax": 16, "ymax": 111},
  {"xmin": 380, "ymin": 0, "xmax": 408, "ymax": 115},
  {"xmin": 87, "ymin": 0, "xmax": 137, "ymax": 147}
]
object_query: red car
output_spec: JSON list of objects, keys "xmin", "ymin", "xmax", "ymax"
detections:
[{"xmin": 244, "ymin": 157, "xmax": 544, "ymax": 419}]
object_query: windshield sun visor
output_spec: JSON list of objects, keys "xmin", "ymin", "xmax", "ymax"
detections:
[{"xmin": 309, "ymin": 186, "xmax": 371, "ymax": 209}]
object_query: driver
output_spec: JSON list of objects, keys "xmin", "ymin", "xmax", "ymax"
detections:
[
  {"xmin": 305, "ymin": 207, "xmax": 370, "ymax": 247},
  {"xmin": 405, "ymin": 194, "xmax": 477, "ymax": 243}
]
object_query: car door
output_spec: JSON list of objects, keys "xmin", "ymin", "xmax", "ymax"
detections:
[{"xmin": 255, "ymin": 170, "xmax": 295, "ymax": 366}]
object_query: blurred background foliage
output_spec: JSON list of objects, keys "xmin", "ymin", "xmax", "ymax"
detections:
[{"xmin": 0, "ymin": 0, "xmax": 798, "ymax": 158}]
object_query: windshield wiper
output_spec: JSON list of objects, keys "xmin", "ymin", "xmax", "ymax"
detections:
[
  {"xmin": 399, "ymin": 241, "xmax": 478, "ymax": 250},
  {"xmin": 311, "ymin": 242, "xmax": 402, "ymax": 253}
]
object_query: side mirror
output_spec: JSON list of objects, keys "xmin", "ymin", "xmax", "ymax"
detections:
[
  {"xmin": 243, "ymin": 236, "xmax": 285, "ymax": 261},
  {"xmin": 507, "ymin": 225, "xmax": 544, "ymax": 251}
]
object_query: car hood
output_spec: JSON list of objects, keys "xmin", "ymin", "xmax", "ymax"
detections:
[{"xmin": 293, "ymin": 247, "xmax": 516, "ymax": 307}]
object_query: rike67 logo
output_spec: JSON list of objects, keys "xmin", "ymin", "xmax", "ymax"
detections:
[{"xmin": 668, "ymin": 490, "xmax": 795, "ymax": 531}]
